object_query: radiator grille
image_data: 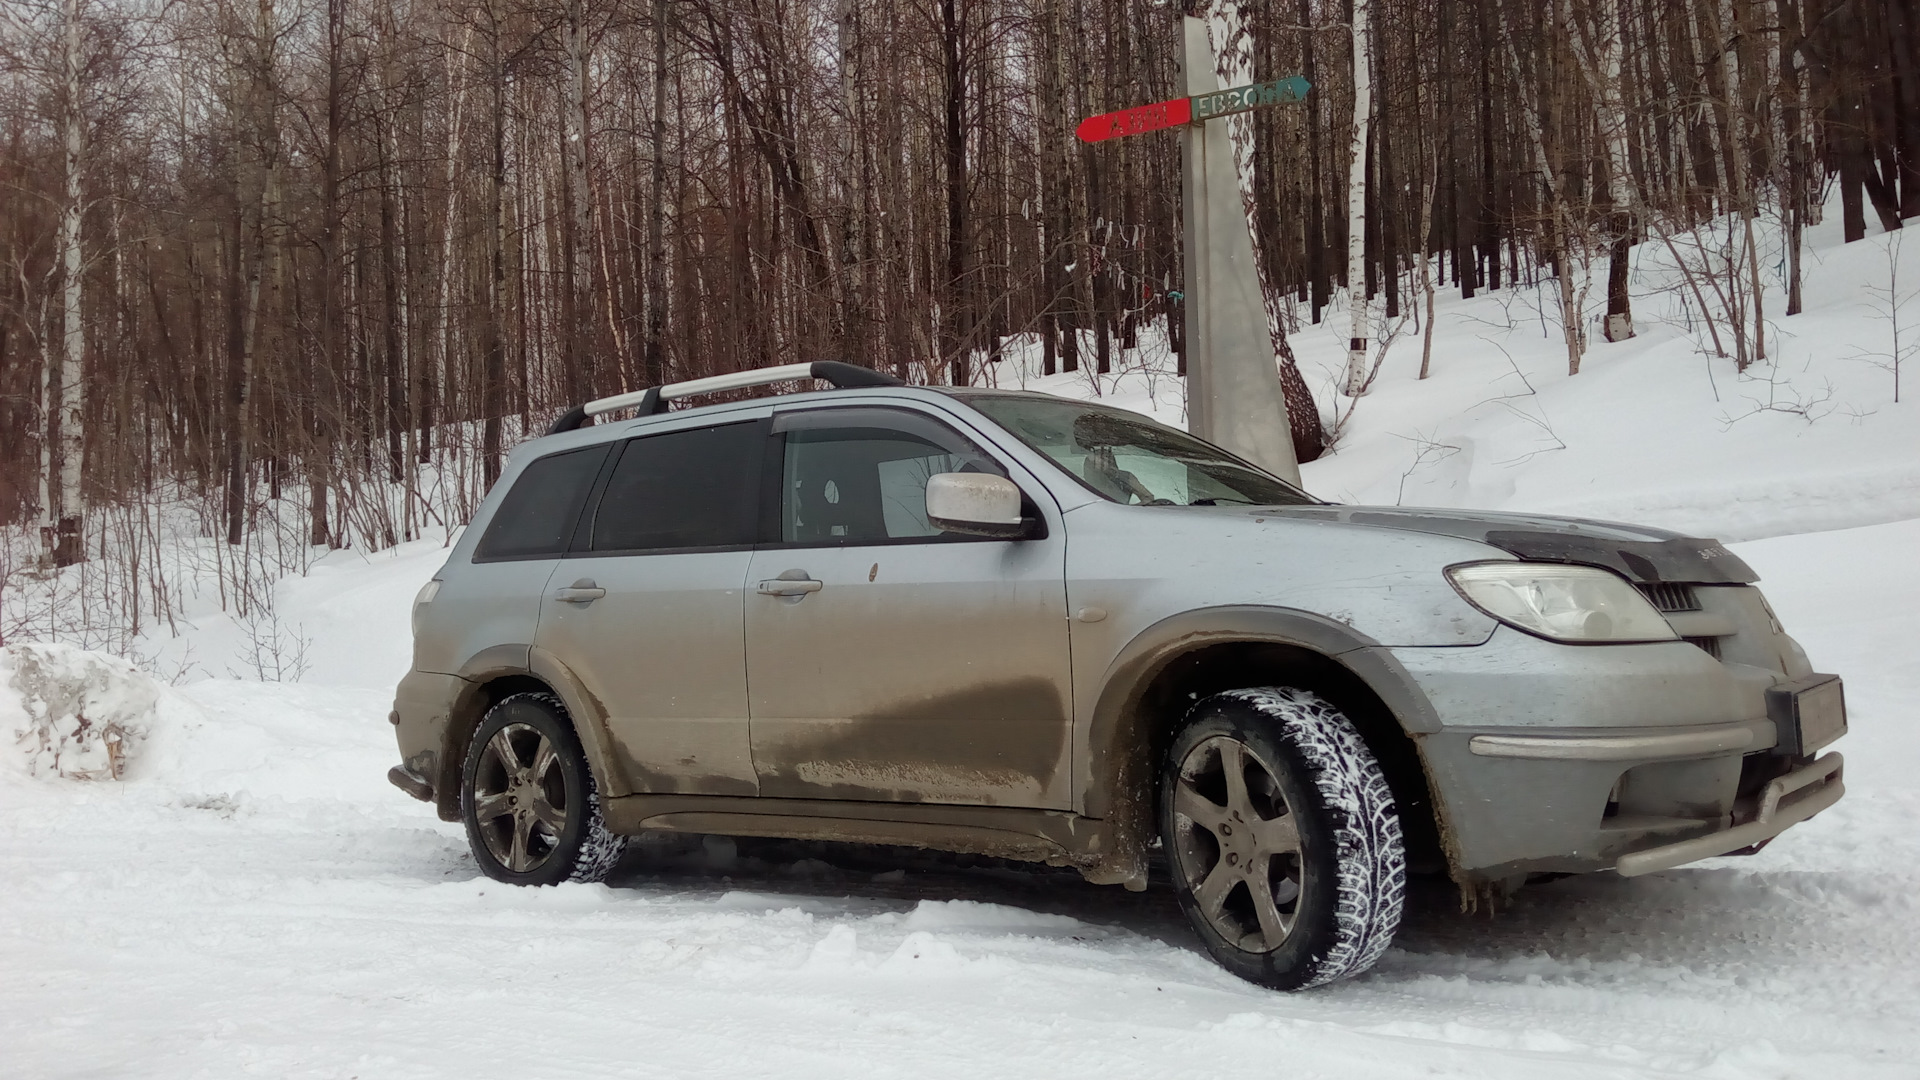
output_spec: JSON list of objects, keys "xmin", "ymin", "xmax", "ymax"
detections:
[{"xmin": 1638, "ymin": 582, "xmax": 1701, "ymax": 613}]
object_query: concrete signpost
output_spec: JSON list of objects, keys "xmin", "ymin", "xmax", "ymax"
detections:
[{"xmin": 1076, "ymin": 17, "xmax": 1308, "ymax": 486}]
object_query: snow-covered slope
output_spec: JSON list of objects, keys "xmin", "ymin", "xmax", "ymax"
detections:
[
  {"xmin": 3, "ymin": 215, "xmax": 1916, "ymax": 1078},
  {"xmin": 995, "ymin": 211, "xmax": 1920, "ymax": 543}
]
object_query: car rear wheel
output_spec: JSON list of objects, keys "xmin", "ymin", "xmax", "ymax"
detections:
[
  {"xmin": 1160, "ymin": 687, "xmax": 1405, "ymax": 990},
  {"xmin": 460, "ymin": 692, "xmax": 627, "ymax": 886}
]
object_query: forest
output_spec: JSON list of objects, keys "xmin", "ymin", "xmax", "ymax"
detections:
[{"xmin": 0, "ymin": 0, "xmax": 1915, "ymax": 580}]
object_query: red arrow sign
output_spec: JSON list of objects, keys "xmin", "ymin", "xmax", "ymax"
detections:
[
  {"xmin": 1077, "ymin": 77, "xmax": 1311, "ymax": 143},
  {"xmin": 1075, "ymin": 96, "xmax": 1192, "ymax": 143}
]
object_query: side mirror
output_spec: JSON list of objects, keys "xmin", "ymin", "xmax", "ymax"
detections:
[{"xmin": 926, "ymin": 473, "xmax": 1028, "ymax": 539}]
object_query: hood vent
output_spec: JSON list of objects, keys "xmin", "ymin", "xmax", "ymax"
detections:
[{"xmin": 1637, "ymin": 582, "xmax": 1701, "ymax": 613}]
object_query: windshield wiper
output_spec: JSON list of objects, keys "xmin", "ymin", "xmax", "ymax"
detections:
[{"xmin": 1189, "ymin": 496, "xmax": 1255, "ymax": 506}]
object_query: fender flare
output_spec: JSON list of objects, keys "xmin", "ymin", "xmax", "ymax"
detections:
[
  {"xmin": 1076, "ymin": 606, "xmax": 1448, "ymax": 878},
  {"xmin": 444, "ymin": 644, "xmax": 633, "ymax": 805}
]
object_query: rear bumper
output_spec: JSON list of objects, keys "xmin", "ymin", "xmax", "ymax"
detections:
[
  {"xmin": 391, "ymin": 669, "xmax": 470, "ymax": 816},
  {"xmin": 1615, "ymin": 752, "xmax": 1844, "ymax": 876}
]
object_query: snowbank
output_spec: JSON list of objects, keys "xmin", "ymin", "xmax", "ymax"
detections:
[{"xmin": 0, "ymin": 642, "xmax": 190, "ymax": 781}]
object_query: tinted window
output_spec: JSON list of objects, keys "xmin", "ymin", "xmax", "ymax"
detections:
[
  {"xmin": 778, "ymin": 411, "xmax": 1004, "ymax": 545},
  {"xmin": 474, "ymin": 445, "xmax": 609, "ymax": 560},
  {"xmin": 589, "ymin": 422, "xmax": 762, "ymax": 552}
]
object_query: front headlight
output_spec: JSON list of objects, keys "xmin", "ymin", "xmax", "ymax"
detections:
[{"xmin": 1446, "ymin": 562, "xmax": 1677, "ymax": 643}]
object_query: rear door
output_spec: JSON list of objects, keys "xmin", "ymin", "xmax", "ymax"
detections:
[
  {"xmin": 743, "ymin": 405, "xmax": 1074, "ymax": 808},
  {"xmin": 533, "ymin": 415, "xmax": 768, "ymax": 796},
  {"xmin": 419, "ymin": 443, "xmax": 610, "ymax": 678}
]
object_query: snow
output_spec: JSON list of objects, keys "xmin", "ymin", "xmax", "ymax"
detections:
[
  {"xmin": 3, "ymin": 214, "xmax": 1919, "ymax": 1077},
  {"xmin": 992, "ymin": 211, "xmax": 1920, "ymax": 544},
  {"xmin": 1, "ymin": 642, "xmax": 188, "ymax": 781}
]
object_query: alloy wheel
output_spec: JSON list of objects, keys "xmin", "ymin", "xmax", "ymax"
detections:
[
  {"xmin": 1169, "ymin": 734, "xmax": 1305, "ymax": 953},
  {"xmin": 470, "ymin": 722, "xmax": 571, "ymax": 873}
]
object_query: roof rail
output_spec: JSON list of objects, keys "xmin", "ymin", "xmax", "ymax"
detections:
[{"xmin": 546, "ymin": 361, "xmax": 904, "ymax": 435}]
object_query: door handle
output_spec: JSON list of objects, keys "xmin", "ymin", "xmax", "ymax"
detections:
[
  {"xmin": 756, "ymin": 570, "xmax": 823, "ymax": 597},
  {"xmin": 554, "ymin": 579, "xmax": 606, "ymax": 604}
]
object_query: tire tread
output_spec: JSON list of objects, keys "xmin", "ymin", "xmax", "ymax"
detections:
[{"xmin": 1217, "ymin": 687, "xmax": 1405, "ymax": 987}]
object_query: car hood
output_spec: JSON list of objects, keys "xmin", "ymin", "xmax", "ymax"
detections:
[{"xmin": 1263, "ymin": 505, "xmax": 1759, "ymax": 584}]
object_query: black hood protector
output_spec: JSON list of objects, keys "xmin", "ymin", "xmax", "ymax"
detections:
[
  {"xmin": 1267, "ymin": 506, "xmax": 1759, "ymax": 584},
  {"xmin": 1480, "ymin": 531, "xmax": 1757, "ymax": 584}
]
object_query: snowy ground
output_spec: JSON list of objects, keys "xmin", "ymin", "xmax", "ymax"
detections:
[{"xmin": 5, "ymin": 215, "xmax": 1919, "ymax": 1078}]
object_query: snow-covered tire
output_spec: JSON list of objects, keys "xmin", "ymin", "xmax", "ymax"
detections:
[
  {"xmin": 460, "ymin": 692, "xmax": 627, "ymax": 886},
  {"xmin": 1159, "ymin": 687, "xmax": 1404, "ymax": 990}
]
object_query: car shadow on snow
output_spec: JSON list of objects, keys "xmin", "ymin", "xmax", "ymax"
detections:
[{"xmin": 588, "ymin": 833, "xmax": 1852, "ymax": 974}]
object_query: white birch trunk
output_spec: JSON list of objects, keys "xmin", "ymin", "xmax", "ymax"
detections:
[
  {"xmin": 1504, "ymin": 19, "xmax": 1587, "ymax": 373},
  {"xmin": 1704, "ymin": 0, "xmax": 1765, "ymax": 362},
  {"xmin": 55, "ymin": 0, "xmax": 85, "ymax": 560},
  {"xmin": 1719, "ymin": 0, "xmax": 1765, "ymax": 362},
  {"xmin": 1341, "ymin": 0, "xmax": 1373, "ymax": 396},
  {"xmin": 1208, "ymin": 5, "xmax": 1291, "ymax": 366},
  {"xmin": 436, "ymin": 26, "xmax": 474, "ymax": 413},
  {"xmin": 1566, "ymin": 0, "xmax": 1635, "ymax": 341}
]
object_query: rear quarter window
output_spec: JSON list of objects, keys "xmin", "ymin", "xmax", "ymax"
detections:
[
  {"xmin": 473, "ymin": 444, "xmax": 609, "ymax": 560},
  {"xmin": 587, "ymin": 421, "xmax": 764, "ymax": 553}
]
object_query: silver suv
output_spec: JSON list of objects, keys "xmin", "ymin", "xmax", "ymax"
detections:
[{"xmin": 389, "ymin": 362, "xmax": 1847, "ymax": 990}]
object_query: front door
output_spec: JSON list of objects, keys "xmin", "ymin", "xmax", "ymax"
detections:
[
  {"xmin": 535, "ymin": 416, "xmax": 768, "ymax": 797},
  {"xmin": 744, "ymin": 405, "xmax": 1074, "ymax": 808}
]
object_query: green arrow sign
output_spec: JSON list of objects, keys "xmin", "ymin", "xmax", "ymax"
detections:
[{"xmin": 1190, "ymin": 76, "xmax": 1310, "ymax": 122}]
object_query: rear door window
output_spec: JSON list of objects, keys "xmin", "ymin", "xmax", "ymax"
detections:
[
  {"xmin": 473, "ymin": 444, "xmax": 609, "ymax": 560},
  {"xmin": 587, "ymin": 421, "xmax": 764, "ymax": 553}
]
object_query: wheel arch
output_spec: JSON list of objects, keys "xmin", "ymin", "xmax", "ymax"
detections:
[
  {"xmin": 1080, "ymin": 606, "xmax": 1454, "ymax": 883},
  {"xmin": 434, "ymin": 645, "xmax": 627, "ymax": 822}
]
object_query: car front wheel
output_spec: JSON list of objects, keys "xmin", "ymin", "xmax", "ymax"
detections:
[
  {"xmin": 460, "ymin": 692, "xmax": 627, "ymax": 886},
  {"xmin": 1160, "ymin": 687, "xmax": 1405, "ymax": 990}
]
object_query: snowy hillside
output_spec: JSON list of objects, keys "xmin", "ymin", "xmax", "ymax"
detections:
[
  {"xmin": 3, "ymin": 214, "xmax": 1918, "ymax": 1078},
  {"xmin": 997, "ymin": 210, "xmax": 1920, "ymax": 543}
]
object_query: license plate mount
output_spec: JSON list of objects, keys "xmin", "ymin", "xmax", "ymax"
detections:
[{"xmin": 1766, "ymin": 674, "xmax": 1847, "ymax": 757}]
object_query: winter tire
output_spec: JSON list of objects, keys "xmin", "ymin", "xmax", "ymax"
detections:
[
  {"xmin": 1160, "ymin": 687, "xmax": 1405, "ymax": 991},
  {"xmin": 460, "ymin": 692, "xmax": 627, "ymax": 886}
]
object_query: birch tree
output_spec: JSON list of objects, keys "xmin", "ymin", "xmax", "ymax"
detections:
[
  {"xmin": 1566, "ymin": 0, "xmax": 1635, "ymax": 342},
  {"xmin": 1340, "ymin": 0, "xmax": 1373, "ymax": 395},
  {"xmin": 51, "ymin": 0, "xmax": 86, "ymax": 565}
]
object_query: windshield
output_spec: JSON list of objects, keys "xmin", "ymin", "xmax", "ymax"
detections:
[{"xmin": 964, "ymin": 395, "xmax": 1318, "ymax": 507}]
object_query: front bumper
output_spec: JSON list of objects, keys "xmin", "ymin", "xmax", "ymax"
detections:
[
  {"xmin": 1381, "ymin": 628, "xmax": 1843, "ymax": 879},
  {"xmin": 1614, "ymin": 752, "xmax": 1843, "ymax": 876}
]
